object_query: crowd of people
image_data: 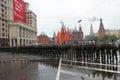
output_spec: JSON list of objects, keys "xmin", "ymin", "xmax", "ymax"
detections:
[
  {"xmin": 31, "ymin": 43, "xmax": 120, "ymax": 65},
  {"xmin": 76, "ymin": 43, "xmax": 119, "ymax": 65},
  {"xmin": 1, "ymin": 43, "xmax": 120, "ymax": 65}
]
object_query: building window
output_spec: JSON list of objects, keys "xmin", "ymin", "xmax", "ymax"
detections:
[
  {"xmin": 2, "ymin": 19, "xmax": 4, "ymax": 22},
  {"xmin": 2, "ymin": 23, "xmax": 4, "ymax": 26},
  {"xmin": 2, "ymin": 33, "xmax": 5, "ymax": 37},
  {"xmin": 1, "ymin": 14, "xmax": 4, "ymax": 17},
  {"xmin": 1, "ymin": 4, "xmax": 4, "ymax": 7},
  {"xmin": 4, "ymin": 1, "xmax": 6, "ymax": 4},
  {"xmin": 1, "ymin": 9, "xmax": 4, "ymax": 12},
  {"xmin": 2, "ymin": 28, "xmax": 4, "ymax": 31}
]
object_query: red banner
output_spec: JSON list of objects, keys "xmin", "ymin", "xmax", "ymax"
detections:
[{"xmin": 13, "ymin": 0, "xmax": 26, "ymax": 23}]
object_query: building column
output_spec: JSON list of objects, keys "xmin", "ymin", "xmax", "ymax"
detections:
[
  {"xmin": 13, "ymin": 39, "xmax": 15, "ymax": 46},
  {"xmin": 24, "ymin": 29, "xmax": 26, "ymax": 38},
  {"xmin": 17, "ymin": 27, "xmax": 20, "ymax": 46},
  {"xmin": 9, "ymin": 35, "xmax": 12, "ymax": 46},
  {"xmin": 9, "ymin": 25, "xmax": 12, "ymax": 46},
  {"xmin": 21, "ymin": 28, "xmax": 24, "ymax": 45}
]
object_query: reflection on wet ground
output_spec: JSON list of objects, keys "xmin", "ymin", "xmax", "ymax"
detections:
[
  {"xmin": 60, "ymin": 59, "xmax": 120, "ymax": 80},
  {"xmin": 62, "ymin": 60, "xmax": 120, "ymax": 72},
  {"xmin": 60, "ymin": 65, "xmax": 120, "ymax": 80},
  {"xmin": 0, "ymin": 59, "xmax": 58, "ymax": 80},
  {"xmin": 0, "ymin": 58, "xmax": 120, "ymax": 80},
  {"xmin": 0, "ymin": 56, "xmax": 30, "ymax": 79}
]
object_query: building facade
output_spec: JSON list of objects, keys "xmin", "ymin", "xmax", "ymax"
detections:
[
  {"xmin": 69, "ymin": 25, "xmax": 83, "ymax": 44},
  {"xmin": 0, "ymin": 0, "xmax": 37, "ymax": 46},
  {"xmin": 97, "ymin": 18, "xmax": 120, "ymax": 38},
  {"xmin": 56, "ymin": 24, "xmax": 83, "ymax": 45},
  {"xmin": 51, "ymin": 32, "xmax": 57, "ymax": 45},
  {"xmin": 0, "ymin": 0, "xmax": 9, "ymax": 46},
  {"xmin": 37, "ymin": 32, "xmax": 50, "ymax": 45},
  {"xmin": 106, "ymin": 29, "xmax": 120, "ymax": 38}
]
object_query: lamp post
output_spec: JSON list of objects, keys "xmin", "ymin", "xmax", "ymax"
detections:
[{"xmin": 78, "ymin": 19, "xmax": 82, "ymax": 45}]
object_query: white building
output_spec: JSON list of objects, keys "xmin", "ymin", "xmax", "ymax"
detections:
[{"xmin": 0, "ymin": 0, "xmax": 37, "ymax": 46}]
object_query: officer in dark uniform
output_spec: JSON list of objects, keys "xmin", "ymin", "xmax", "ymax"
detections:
[
  {"xmin": 95, "ymin": 44, "xmax": 100, "ymax": 63},
  {"xmin": 82, "ymin": 45, "xmax": 86, "ymax": 62},
  {"xmin": 90, "ymin": 44, "xmax": 93, "ymax": 62},
  {"xmin": 92, "ymin": 44, "xmax": 96, "ymax": 62},
  {"xmin": 86, "ymin": 44, "xmax": 90, "ymax": 62},
  {"xmin": 89, "ymin": 44, "xmax": 93, "ymax": 62},
  {"xmin": 106, "ymin": 44, "xmax": 112, "ymax": 64},
  {"xmin": 118, "ymin": 44, "xmax": 120, "ymax": 63},
  {"xmin": 101, "ymin": 44, "xmax": 106, "ymax": 64},
  {"xmin": 76, "ymin": 45, "xmax": 82, "ymax": 61},
  {"xmin": 111, "ymin": 44, "xmax": 118, "ymax": 65}
]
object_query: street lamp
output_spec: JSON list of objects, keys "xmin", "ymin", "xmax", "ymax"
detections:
[
  {"xmin": 93, "ymin": 40, "xmax": 95, "ymax": 43},
  {"xmin": 89, "ymin": 41, "xmax": 91, "ymax": 43}
]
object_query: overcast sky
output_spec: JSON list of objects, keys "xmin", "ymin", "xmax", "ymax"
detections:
[{"xmin": 25, "ymin": 0, "xmax": 120, "ymax": 37}]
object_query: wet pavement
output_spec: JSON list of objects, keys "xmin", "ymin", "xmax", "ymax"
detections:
[
  {"xmin": 0, "ymin": 52, "xmax": 120, "ymax": 80},
  {"xmin": 0, "ymin": 59, "xmax": 58, "ymax": 80},
  {"xmin": 60, "ymin": 65, "xmax": 120, "ymax": 80},
  {"xmin": 0, "ymin": 59, "xmax": 120, "ymax": 80}
]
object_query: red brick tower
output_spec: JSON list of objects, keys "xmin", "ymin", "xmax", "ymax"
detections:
[{"xmin": 98, "ymin": 18, "xmax": 106, "ymax": 38}]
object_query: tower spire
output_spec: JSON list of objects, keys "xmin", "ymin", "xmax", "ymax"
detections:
[
  {"xmin": 98, "ymin": 18, "xmax": 106, "ymax": 38},
  {"xmin": 89, "ymin": 23, "xmax": 94, "ymax": 36},
  {"xmin": 53, "ymin": 31, "xmax": 56, "ymax": 38},
  {"xmin": 79, "ymin": 24, "xmax": 82, "ymax": 32},
  {"xmin": 99, "ymin": 18, "xmax": 105, "ymax": 30}
]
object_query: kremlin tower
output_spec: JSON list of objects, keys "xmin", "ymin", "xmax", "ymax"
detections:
[
  {"xmin": 89, "ymin": 23, "xmax": 94, "ymax": 36},
  {"xmin": 98, "ymin": 18, "xmax": 106, "ymax": 38}
]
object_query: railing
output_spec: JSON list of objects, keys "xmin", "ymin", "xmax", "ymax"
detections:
[{"xmin": 56, "ymin": 57, "xmax": 120, "ymax": 80}]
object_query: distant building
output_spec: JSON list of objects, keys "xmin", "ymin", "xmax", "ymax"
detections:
[
  {"xmin": 56, "ymin": 23, "xmax": 83, "ymax": 45},
  {"xmin": 26, "ymin": 10, "xmax": 37, "ymax": 28},
  {"xmin": 97, "ymin": 18, "xmax": 120, "ymax": 38},
  {"xmin": 51, "ymin": 32, "xmax": 57, "ymax": 45},
  {"xmin": 98, "ymin": 18, "xmax": 106, "ymax": 38},
  {"xmin": 85, "ymin": 18, "xmax": 105, "ymax": 42},
  {"xmin": 69, "ymin": 25, "xmax": 83, "ymax": 44},
  {"xmin": 106, "ymin": 29, "xmax": 120, "ymax": 38},
  {"xmin": 86, "ymin": 18, "xmax": 120, "ymax": 43},
  {"xmin": 37, "ymin": 32, "xmax": 50, "ymax": 45}
]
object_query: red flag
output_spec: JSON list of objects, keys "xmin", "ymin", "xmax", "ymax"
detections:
[{"xmin": 57, "ymin": 31, "xmax": 62, "ymax": 45}]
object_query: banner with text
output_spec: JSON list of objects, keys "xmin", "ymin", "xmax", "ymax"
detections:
[{"xmin": 13, "ymin": 0, "xmax": 26, "ymax": 23}]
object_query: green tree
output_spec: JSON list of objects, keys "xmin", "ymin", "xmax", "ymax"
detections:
[
  {"xmin": 99, "ymin": 35, "xmax": 110, "ymax": 42},
  {"xmin": 88, "ymin": 36, "xmax": 99, "ymax": 43},
  {"xmin": 110, "ymin": 35, "xmax": 118, "ymax": 42},
  {"xmin": 99, "ymin": 35, "xmax": 118, "ymax": 43},
  {"xmin": 87, "ymin": 35, "xmax": 118, "ymax": 43}
]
